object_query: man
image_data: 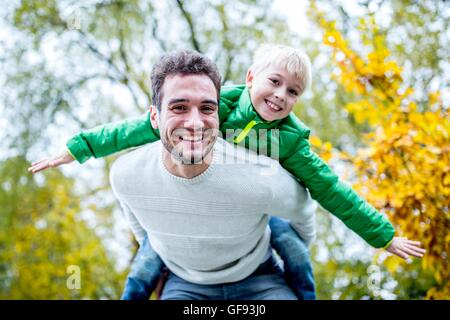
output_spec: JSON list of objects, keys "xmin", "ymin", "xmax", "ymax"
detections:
[{"xmin": 110, "ymin": 50, "xmax": 317, "ymax": 299}]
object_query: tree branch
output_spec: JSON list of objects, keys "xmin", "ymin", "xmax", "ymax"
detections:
[
  {"xmin": 175, "ymin": 0, "xmax": 201, "ymax": 52},
  {"xmin": 216, "ymin": 4, "xmax": 233, "ymax": 83},
  {"xmin": 116, "ymin": 25, "xmax": 142, "ymax": 111},
  {"xmin": 148, "ymin": 1, "xmax": 168, "ymax": 52},
  {"xmin": 49, "ymin": 74, "xmax": 118, "ymax": 128},
  {"xmin": 75, "ymin": 29, "xmax": 124, "ymax": 81}
]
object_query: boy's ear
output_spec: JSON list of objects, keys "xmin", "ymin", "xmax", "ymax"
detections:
[
  {"xmin": 149, "ymin": 105, "xmax": 159, "ymax": 129},
  {"xmin": 245, "ymin": 69, "xmax": 254, "ymax": 89}
]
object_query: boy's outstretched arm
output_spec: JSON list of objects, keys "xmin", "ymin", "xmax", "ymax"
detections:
[
  {"xmin": 28, "ymin": 150, "xmax": 74, "ymax": 173},
  {"xmin": 386, "ymin": 237, "xmax": 426, "ymax": 260},
  {"xmin": 27, "ymin": 84, "xmax": 244, "ymax": 174},
  {"xmin": 281, "ymin": 135, "xmax": 426, "ymax": 259},
  {"xmin": 67, "ymin": 111, "xmax": 159, "ymax": 164},
  {"xmin": 28, "ymin": 111, "xmax": 159, "ymax": 173}
]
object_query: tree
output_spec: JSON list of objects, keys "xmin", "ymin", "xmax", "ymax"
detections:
[
  {"xmin": 309, "ymin": 2, "xmax": 449, "ymax": 299},
  {"xmin": 0, "ymin": 157, "xmax": 126, "ymax": 299}
]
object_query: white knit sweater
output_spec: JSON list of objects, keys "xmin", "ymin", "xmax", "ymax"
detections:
[{"xmin": 110, "ymin": 138, "xmax": 317, "ymax": 285}]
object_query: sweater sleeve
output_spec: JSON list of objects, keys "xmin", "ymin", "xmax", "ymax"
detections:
[
  {"xmin": 264, "ymin": 162, "xmax": 318, "ymax": 246},
  {"xmin": 110, "ymin": 163, "xmax": 147, "ymax": 245},
  {"xmin": 119, "ymin": 199, "xmax": 146, "ymax": 246},
  {"xmin": 288, "ymin": 192, "xmax": 317, "ymax": 247},
  {"xmin": 289, "ymin": 197, "xmax": 317, "ymax": 247},
  {"xmin": 66, "ymin": 111, "xmax": 160, "ymax": 164},
  {"xmin": 281, "ymin": 135, "xmax": 395, "ymax": 248}
]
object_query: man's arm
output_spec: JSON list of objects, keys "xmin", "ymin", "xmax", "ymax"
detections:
[
  {"xmin": 119, "ymin": 199, "xmax": 147, "ymax": 246},
  {"xmin": 264, "ymin": 162, "xmax": 317, "ymax": 245},
  {"xmin": 288, "ymin": 189, "xmax": 317, "ymax": 247},
  {"xmin": 109, "ymin": 160, "xmax": 147, "ymax": 244}
]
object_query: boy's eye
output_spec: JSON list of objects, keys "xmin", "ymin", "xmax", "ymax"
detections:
[
  {"xmin": 269, "ymin": 78, "xmax": 279, "ymax": 85},
  {"xmin": 289, "ymin": 89, "xmax": 299, "ymax": 96}
]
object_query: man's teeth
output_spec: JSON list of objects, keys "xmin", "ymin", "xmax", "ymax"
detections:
[
  {"xmin": 181, "ymin": 136, "xmax": 202, "ymax": 142},
  {"xmin": 266, "ymin": 100, "xmax": 281, "ymax": 111}
]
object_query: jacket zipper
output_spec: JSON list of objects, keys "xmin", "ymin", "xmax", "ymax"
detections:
[{"xmin": 233, "ymin": 120, "xmax": 259, "ymax": 144}]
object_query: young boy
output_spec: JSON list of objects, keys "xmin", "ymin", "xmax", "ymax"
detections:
[{"xmin": 29, "ymin": 44, "xmax": 425, "ymax": 300}]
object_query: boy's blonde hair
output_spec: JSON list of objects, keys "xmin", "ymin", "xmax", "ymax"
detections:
[{"xmin": 250, "ymin": 43, "xmax": 312, "ymax": 95}]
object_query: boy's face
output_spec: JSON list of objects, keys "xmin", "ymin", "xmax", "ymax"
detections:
[{"xmin": 246, "ymin": 65, "xmax": 302, "ymax": 122}]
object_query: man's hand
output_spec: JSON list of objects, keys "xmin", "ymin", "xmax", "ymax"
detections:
[
  {"xmin": 28, "ymin": 150, "xmax": 75, "ymax": 173},
  {"xmin": 385, "ymin": 237, "xmax": 426, "ymax": 260}
]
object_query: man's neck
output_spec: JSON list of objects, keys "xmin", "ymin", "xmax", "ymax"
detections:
[{"xmin": 162, "ymin": 151, "xmax": 214, "ymax": 179}]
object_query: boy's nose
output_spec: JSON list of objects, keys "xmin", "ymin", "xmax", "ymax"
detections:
[{"xmin": 274, "ymin": 88, "xmax": 286, "ymax": 102}]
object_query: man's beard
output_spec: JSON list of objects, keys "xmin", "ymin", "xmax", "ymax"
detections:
[{"xmin": 161, "ymin": 130, "xmax": 217, "ymax": 165}]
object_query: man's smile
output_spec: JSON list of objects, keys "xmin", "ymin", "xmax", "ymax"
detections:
[{"xmin": 179, "ymin": 135, "xmax": 203, "ymax": 142}]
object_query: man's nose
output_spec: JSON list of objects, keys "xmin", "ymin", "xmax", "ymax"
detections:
[{"xmin": 184, "ymin": 108, "xmax": 205, "ymax": 129}]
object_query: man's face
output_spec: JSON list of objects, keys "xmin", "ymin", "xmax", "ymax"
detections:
[
  {"xmin": 150, "ymin": 74, "xmax": 219, "ymax": 165},
  {"xmin": 246, "ymin": 65, "xmax": 302, "ymax": 122}
]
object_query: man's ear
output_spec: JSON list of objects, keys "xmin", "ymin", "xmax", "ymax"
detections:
[
  {"xmin": 245, "ymin": 69, "xmax": 254, "ymax": 89},
  {"xmin": 149, "ymin": 105, "xmax": 159, "ymax": 129}
]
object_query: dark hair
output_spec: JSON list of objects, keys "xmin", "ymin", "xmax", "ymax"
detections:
[{"xmin": 150, "ymin": 50, "xmax": 222, "ymax": 110}]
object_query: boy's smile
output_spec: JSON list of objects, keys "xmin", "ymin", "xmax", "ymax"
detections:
[
  {"xmin": 246, "ymin": 65, "xmax": 302, "ymax": 122},
  {"xmin": 265, "ymin": 99, "xmax": 283, "ymax": 112}
]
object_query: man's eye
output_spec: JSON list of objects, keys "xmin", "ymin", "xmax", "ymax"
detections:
[
  {"xmin": 201, "ymin": 106, "xmax": 215, "ymax": 113},
  {"xmin": 172, "ymin": 105, "xmax": 186, "ymax": 111}
]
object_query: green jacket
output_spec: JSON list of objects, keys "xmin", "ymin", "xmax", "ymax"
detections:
[{"xmin": 67, "ymin": 85, "xmax": 395, "ymax": 248}]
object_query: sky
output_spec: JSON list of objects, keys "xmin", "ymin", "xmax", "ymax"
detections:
[{"xmin": 272, "ymin": 0, "xmax": 310, "ymax": 34}]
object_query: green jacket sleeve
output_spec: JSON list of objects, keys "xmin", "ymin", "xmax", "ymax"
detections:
[
  {"xmin": 218, "ymin": 85, "xmax": 246, "ymax": 123},
  {"xmin": 66, "ymin": 84, "xmax": 244, "ymax": 164},
  {"xmin": 281, "ymin": 134, "xmax": 395, "ymax": 248},
  {"xmin": 66, "ymin": 111, "xmax": 160, "ymax": 164}
]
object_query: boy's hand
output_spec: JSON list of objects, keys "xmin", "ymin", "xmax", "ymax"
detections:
[
  {"xmin": 385, "ymin": 237, "xmax": 426, "ymax": 260},
  {"xmin": 28, "ymin": 150, "xmax": 74, "ymax": 173}
]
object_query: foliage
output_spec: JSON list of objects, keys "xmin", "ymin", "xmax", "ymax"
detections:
[
  {"xmin": 0, "ymin": 157, "xmax": 126, "ymax": 299},
  {"xmin": 309, "ymin": 2, "xmax": 449, "ymax": 299}
]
